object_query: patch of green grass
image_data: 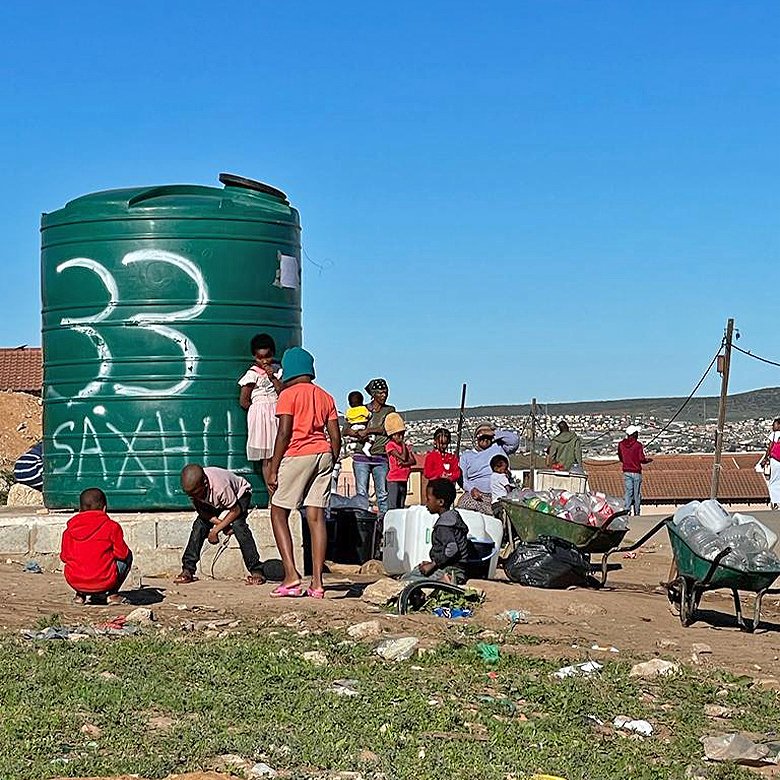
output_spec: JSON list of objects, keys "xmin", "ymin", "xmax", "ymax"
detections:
[{"xmin": 0, "ymin": 630, "xmax": 774, "ymax": 780}]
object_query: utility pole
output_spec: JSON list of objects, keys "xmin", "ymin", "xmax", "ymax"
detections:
[
  {"xmin": 710, "ymin": 318, "xmax": 735, "ymax": 499},
  {"xmin": 455, "ymin": 383, "xmax": 467, "ymax": 456},
  {"xmin": 530, "ymin": 398, "xmax": 538, "ymax": 490}
]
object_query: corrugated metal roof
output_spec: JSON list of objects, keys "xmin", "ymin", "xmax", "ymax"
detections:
[
  {"xmin": 586, "ymin": 453, "xmax": 768, "ymax": 502},
  {"xmin": 0, "ymin": 347, "xmax": 42, "ymax": 394}
]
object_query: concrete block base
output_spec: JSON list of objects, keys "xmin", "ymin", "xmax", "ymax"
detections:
[{"xmin": 0, "ymin": 508, "xmax": 302, "ymax": 580}]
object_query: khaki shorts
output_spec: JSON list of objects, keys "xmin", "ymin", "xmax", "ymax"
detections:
[{"xmin": 271, "ymin": 451, "xmax": 334, "ymax": 510}]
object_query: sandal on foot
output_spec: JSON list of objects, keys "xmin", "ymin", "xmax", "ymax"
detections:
[
  {"xmin": 72, "ymin": 594, "xmax": 87, "ymax": 605},
  {"xmin": 245, "ymin": 572, "xmax": 266, "ymax": 586},
  {"xmin": 306, "ymin": 586, "xmax": 325, "ymax": 599},
  {"xmin": 107, "ymin": 594, "xmax": 128, "ymax": 605},
  {"xmin": 270, "ymin": 582, "xmax": 304, "ymax": 598},
  {"xmin": 173, "ymin": 570, "xmax": 197, "ymax": 584}
]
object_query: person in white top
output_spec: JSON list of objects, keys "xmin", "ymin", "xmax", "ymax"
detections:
[
  {"xmin": 238, "ymin": 333, "xmax": 283, "ymax": 487},
  {"xmin": 761, "ymin": 418, "xmax": 780, "ymax": 510}
]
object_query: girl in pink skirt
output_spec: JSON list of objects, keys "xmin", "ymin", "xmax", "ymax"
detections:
[{"xmin": 238, "ymin": 333, "xmax": 283, "ymax": 486}]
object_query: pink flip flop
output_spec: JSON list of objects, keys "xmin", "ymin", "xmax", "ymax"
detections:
[
  {"xmin": 306, "ymin": 586, "xmax": 325, "ymax": 599},
  {"xmin": 270, "ymin": 582, "xmax": 304, "ymax": 598}
]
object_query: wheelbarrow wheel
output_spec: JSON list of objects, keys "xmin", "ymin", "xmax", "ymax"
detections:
[
  {"xmin": 666, "ymin": 578, "xmax": 682, "ymax": 617},
  {"xmin": 679, "ymin": 577, "xmax": 696, "ymax": 627}
]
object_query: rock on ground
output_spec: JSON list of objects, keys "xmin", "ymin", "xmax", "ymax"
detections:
[
  {"xmin": 629, "ymin": 659, "xmax": 681, "ymax": 679},
  {"xmin": 375, "ymin": 636, "xmax": 418, "ymax": 661},
  {"xmin": 347, "ymin": 620, "xmax": 382, "ymax": 640},
  {"xmin": 362, "ymin": 577, "xmax": 405, "ymax": 606},
  {"xmin": 6, "ymin": 483, "xmax": 43, "ymax": 507}
]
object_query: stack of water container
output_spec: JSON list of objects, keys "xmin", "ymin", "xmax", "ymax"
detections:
[{"xmin": 673, "ymin": 500, "xmax": 780, "ymax": 572}]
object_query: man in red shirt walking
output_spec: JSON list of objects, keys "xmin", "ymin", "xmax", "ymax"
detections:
[{"xmin": 617, "ymin": 426, "xmax": 653, "ymax": 516}]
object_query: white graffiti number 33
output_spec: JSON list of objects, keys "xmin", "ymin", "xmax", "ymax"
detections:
[{"xmin": 56, "ymin": 250, "xmax": 208, "ymax": 399}]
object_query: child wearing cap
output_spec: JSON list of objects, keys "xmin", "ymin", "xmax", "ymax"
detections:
[
  {"xmin": 267, "ymin": 347, "xmax": 341, "ymax": 598},
  {"xmin": 384, "ymin": 412, "xmax": 416, "ymax": 510}
]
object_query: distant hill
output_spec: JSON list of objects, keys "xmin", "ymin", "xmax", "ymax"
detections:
[{"xmin": 403, "ymin": 387, "xmax": 780, "ymax": 423}]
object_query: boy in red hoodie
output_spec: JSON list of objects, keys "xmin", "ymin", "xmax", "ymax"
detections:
[{"xmin": 60, "ymin": 488, "xmax": 133, "ymax": 605}]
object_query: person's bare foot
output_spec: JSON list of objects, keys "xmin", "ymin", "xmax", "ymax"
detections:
[
  {"xmin": 173, "ymin": 570, "xmax": 197, "ymax": 584},
  {"xmin": 73, "ymin": 594, "xmax": 86, "ymax": 605},
  {"xmin": 107, "ymin": 594, "xmax": 128, "ymax": 605}
]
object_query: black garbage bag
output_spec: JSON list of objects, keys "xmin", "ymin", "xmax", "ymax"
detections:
[{"xmin": 504, "ymin": 535, "xmax": 595, "ymax": 589}]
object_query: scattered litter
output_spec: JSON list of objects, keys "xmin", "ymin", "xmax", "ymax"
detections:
[
  {"xmin": 124, "ymin": 607, "xmax": 154, "ymax": 625},
  {"xmin": 347, "ymin": 620, "xmax": 382, "ymax": 640},
  {"xmin": 591, "ymin": 644, "xmax": 619, "ymax": 653},
  {"xmin": 701, "ymin": 733, "xmax": 780, "ymax": 766},
  {"xmin": 302, "ymin": 650, "xmax": 328, "ymax": 667},
  {"xmin": 249, "ymin": 761, "xmax": 278, "ymax": 777},
  {"xmin": 497, "ymin": 609, "xmax": 529, "ymax": 625},
  {"xmin": 476, "ymin": 643, "xmax": 500, "ymax": 663},
  {"xmin": 623, "ymin": 551, "xmax": 638, "ymax": 559},
  {"xmin": 629, "ymin": 659, "xmax": 680, "ymax": 679},
  {"xmin": 613, "ymin": 715, "xmax": 653, "ymax": 736},
  {"xmin": 23, "ymin": 560, "xmax": 42, "ymax": 574},
  {"xmin": 554, "ymin": 661, "xmax": 603, "ymax": 679},
  {"xmin": 22, "ymin": 621, "xmax": 139, "ymax": 640},
  {"xmin": 432, "ymin": 606, "xmax": 473, "ymax": 619},
  {"xmin": 330, "ymin": 679, "xmax": 360, "ymax": 697},
  {"xmin": 375, "ymin": 637, "xmax": 419, "ymax": 661}
]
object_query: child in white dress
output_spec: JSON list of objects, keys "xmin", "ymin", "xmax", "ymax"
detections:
[{"xmin": 238, "ymin": 333, "xmax": 283, "ymax": 487}]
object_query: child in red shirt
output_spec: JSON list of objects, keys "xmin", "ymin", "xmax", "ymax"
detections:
[
  {"xmin": 423, "ymin": 428, "xmax": 461, "ymax": 483},
  {"xmin": 60, "ymin": 488, "xmax": 133, "ymax": 605},
  {"xmin": 384, "ymin": 413, "xmax": 416, "ymax": 509}
]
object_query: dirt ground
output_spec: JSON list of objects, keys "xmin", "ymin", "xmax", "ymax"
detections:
[
  {"xmin": 4, "ymin": 535, "xmax": 780, "ymax": 680},
  {"xmin": 0, "ymin": 390, "xmax": 41, "ymax": 469}
]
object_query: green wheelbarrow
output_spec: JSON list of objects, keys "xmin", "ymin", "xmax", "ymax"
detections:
[
  {"xmin": 498, "ymin": 499, "xmax": 643, "ymax": 585},
  {"xmin": 664, "ymin": 519, "xmax": 780, "ymax": 632}
]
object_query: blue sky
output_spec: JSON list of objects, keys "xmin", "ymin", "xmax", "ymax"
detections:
[{"xmin": 1, "ymin": 1, "xmax": 779, "ymax": 410}]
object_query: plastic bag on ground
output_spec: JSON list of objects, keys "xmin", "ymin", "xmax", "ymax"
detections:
[{"xmin": 504, "ymin": 536, "xmax": 594, "ymax": 589}]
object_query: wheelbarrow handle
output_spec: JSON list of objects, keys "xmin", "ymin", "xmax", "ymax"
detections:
[
  {"xmin": 613, "ymin": 516, "xmax": 672, "ymax": 554},
  {"xmin": 600, "ymin": 508, "xmax": 630, "ymax": 532},
  {"xmin": 701, "ymin": 546, "xmax": 732, "ymax": 587}
]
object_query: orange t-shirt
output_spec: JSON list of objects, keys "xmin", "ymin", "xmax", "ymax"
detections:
[{"xmin": 276, "ymin": 382, "xmax": 338, "ymax": 457}]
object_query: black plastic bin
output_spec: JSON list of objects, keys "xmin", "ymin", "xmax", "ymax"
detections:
[{"xmin": 301, "ymin": 507, "xmax": 380, "ymax": 575}]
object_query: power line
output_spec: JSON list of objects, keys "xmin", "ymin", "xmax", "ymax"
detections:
[
  {"xmin": 644, "ymin": 342, "xmax": 723, "ymax": 447},
  {"xmin": 733, "ymin": 344, "xmax": 780, "ymax": 368}
]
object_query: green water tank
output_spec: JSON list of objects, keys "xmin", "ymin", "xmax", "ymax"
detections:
[{"xmin": 41, "ymin": 173, "xmax": 301, "ymax": 510}]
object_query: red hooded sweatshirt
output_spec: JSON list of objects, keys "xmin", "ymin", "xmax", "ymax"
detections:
[{"xmin": 60, "ymin": 510, "xmax": 130, "ymax": 593}]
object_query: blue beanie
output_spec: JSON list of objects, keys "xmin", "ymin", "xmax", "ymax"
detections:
[{"xmin": 281, "ymin": 347, "xmax": 315, "ymax": 381}]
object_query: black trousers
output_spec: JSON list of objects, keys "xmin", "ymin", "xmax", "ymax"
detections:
[
  {"xmin": 181, "ymin": 493, "xmax": 262, "ymax": 575},
  {"xmin": 387, "ymin": 481, "xmax": 408, "ymax": 510}
]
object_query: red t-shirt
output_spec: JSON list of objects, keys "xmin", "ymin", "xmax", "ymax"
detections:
[
  {"xmin": 423, "ymin": 450, "xmax": 462, "ymax": 482},
  {"xmin": 276, "ymin": 382, "xmax": 338, "ymax": 457},
  {"xmin": 618, "ymin": 438, "xmax": 647, "ymax": 473},
  {"xmin": 60, "ymin": 510, "xmax": 131, "ymax": 593},
  {"xmin": 386, "ymin": 440, "xmax": 412, "ymax": 482}
]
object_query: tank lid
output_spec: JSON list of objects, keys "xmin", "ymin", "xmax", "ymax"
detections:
[
  {"xmin": 42, "ymin": 174, "xmax": 295, "ymax": 228},
  {"xmin": 219, "ymin": 173, "xmax": 288, "ymax": 202}
]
